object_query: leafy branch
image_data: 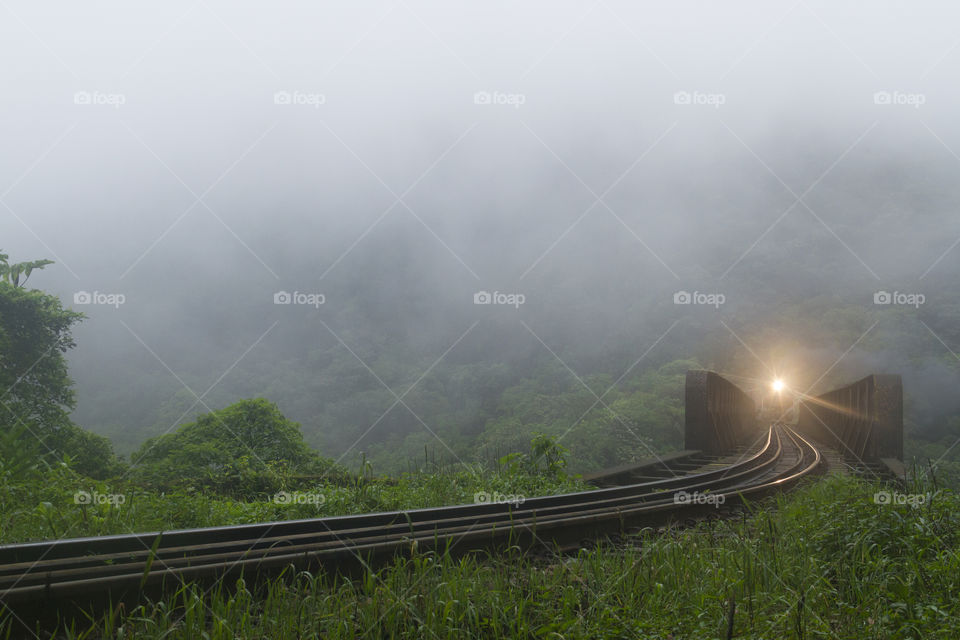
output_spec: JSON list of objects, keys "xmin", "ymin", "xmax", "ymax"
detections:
[{"xmin": 0, "ymin": 251, "xmax": 54, "ymax": 288}]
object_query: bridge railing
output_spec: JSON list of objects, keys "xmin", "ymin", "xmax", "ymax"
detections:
[
  {"xmin": 684, "ymin": 370, "xmax": 758, "ymax": 455},
  {"xmin": 796, "ymin": 374, "xmax": 902, "ymax": 462}
]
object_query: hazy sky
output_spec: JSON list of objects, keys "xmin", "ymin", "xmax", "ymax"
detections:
[{"xmin": 5, "ymin": 1, "xmax": 960, "ymax": 286}]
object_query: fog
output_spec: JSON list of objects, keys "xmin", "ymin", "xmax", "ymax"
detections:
[{"xmin": 3, "ymin": 1, "xmax": 960, "ymax": 463}]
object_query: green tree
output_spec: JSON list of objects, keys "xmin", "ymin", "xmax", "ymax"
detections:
[
  {"xmin": 0, "ymin": 251, "xmax": 123, "ymax": 479},
  {"xmin": 132, "ymin": 398, "xmax": 337, "ymax": 496},
  {"xmin": 0, "ymin": 255, "xmax": 75, "ymax": 450}
]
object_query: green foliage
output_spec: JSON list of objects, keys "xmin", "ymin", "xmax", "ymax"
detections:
[
  {"xmin": 57, "ymin": 426, "xmax": 127, "ymax": 479},
  {"xmin": 131, "ymin": 398, "xmax": 344, "ymax": 497},
  {"xmin": 498, "ymin": 433, "xmax": 568, "ymax": 480},
  {"xmin": 0, "ymin": 274, "xmax": 83, "ymax": 440},
  {"xmin": 16, "ymin": 473, "xmax": 960, "ymax": 638},
  {"xmin": 479, "ymin": 359, "xmax": 692, "ymax": 472},
  {"xmin": 905, "ymin": 434, "xmax": 960, "ymax": 490},
  {"xmin": 0, "ymin": 251, "xmax": 124, "ymax": 480},
  {"xmin": 0, "ymin": 251, "xmax": 53, "ymax": 288},
  {"xmin": 0, "ymin": 434, "xmax": 585, "ymax": 544},
  {"xmin": 0, "ymin": 421, "xmax": 41, "ymax": 479}
]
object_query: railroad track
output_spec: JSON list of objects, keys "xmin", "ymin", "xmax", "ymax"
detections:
[{"xmin": 0, "ymin": 424, "xmax": 821, "ymax": 631}]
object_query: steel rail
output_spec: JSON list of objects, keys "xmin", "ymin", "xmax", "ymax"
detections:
[{"xmin": 0, "ymin": 425, "xmax": 822, "ymax": 630}]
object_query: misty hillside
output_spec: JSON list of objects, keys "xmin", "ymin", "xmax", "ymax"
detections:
[{"xmin": 54, "ymin": 145, "xmax": 960, "ymax": 470}]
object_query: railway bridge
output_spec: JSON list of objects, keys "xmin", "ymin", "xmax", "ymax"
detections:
[{"xmin": 684, "ymin": 369, "xmax": 904, "ymax": 478}]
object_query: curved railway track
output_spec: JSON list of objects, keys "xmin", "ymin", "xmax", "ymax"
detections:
[{"xmin": 0, "ymin": 424, "xmax": 821, "ymax": 629}]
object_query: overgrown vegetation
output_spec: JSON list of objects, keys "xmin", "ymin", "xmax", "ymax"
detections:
[
  {"xmin": 0, "ymin": 431, "xmax": 586, "ymax": 544},
  {"xmin": 130, "ymin": 397, "xmax": 348, "ymax": 498},
  {"xmin": 7, "ymin": 473, "xmax": 957, "ymax": 639},
  {"xmin": 0, "ymin": 252, "xmax": 124, "ymax": 480}
]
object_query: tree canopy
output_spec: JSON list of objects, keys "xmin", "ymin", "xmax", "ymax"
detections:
[
  {"xmin": 0, "ymin": 251, "xmax": 122, "ymax": 478},
  {"xmin": 131, "ymin": 397, "xmax": 338, "ymax": 496}
]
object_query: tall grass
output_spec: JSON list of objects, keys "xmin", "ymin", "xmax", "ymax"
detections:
[
  {"xmin": 12, "ymin": 472, "xmax": 959, "ymax": 639},
  {"xmin": 0, "ymin": 446, "xmax": 587, "ymax": 545}
]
